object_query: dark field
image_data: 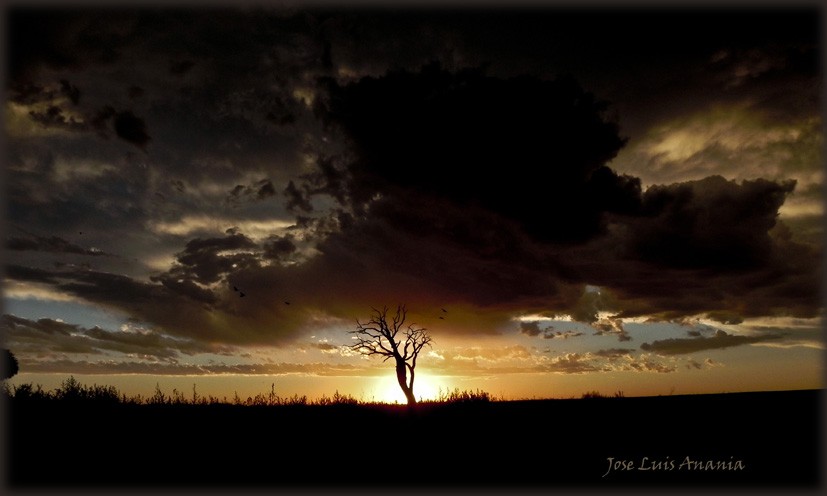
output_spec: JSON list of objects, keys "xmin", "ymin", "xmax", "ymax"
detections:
[{"xmin": 3, "ymin": 389, "xmax": 823, "ymax": 492}]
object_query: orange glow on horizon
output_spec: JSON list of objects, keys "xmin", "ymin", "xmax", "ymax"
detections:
[{"xmin": 371, "ymin": 373, "xmax": 448, "ymax": 404}]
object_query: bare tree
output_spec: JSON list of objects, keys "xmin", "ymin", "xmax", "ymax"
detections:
[{"xmin": 349, "ymin": 305, "xmax": 433, "ymax": 405}]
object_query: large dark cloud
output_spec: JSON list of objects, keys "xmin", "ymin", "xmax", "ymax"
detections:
[
  {"xmin": 576, "ymin": 180, "xmax": 822, "ymax": 321},
  {"xmin": 626, "ymin": 176, "xmax": 797, "ymax": 270},
  {"xmin": 316, "ymin": 63, "xmax": 637, "ymax": 244},
  {"xmin": 300, "ymin": 64, "xmax": 819, "ymax": 323}
]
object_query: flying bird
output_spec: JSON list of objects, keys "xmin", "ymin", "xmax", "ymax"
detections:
[
  {"xmin": 441, "ymin": 308, "xmax": 447, "ymax": 313},
  {"xmin": 240, "ymin": 292, "xmax": 246, "ymax": 298},
  {"xmin": 284, "ymin": 300, "xmax": 291, "ymax": 305}
]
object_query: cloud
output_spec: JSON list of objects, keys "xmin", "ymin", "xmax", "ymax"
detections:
[
  {"xmin": 262, "ymin": 235, "xmax": 298, "ymax": 262},
  {"xmin": 627, "ymin": 176, "xmax": 796, "ymax": 270},
  {"xmin": 8, "ymin": 82, "xmax": 150, "ymax": 150},
  {"xmin": 298, "ymin": 155, "xmax": 350, "ymax": 206},
  {"xmin": 7, "ymin": 229, "xmax": 112, "ymax": 257},
  {"xmin": 538, "ymin": 353, "xmax": 604, "ymax": 374},
  {"xmin": 7, "ymin": 63, "xmax": 816, "ymax": 349},
  {"xmin": 441, "ymin": 346, "xmax": 536, "ymax": 362},
  {"xmin": 156, "ymin": 231, "xmax": 260, "ymax": 286},
  {"xmin": 59, "ymin": 79, "xmax": 81, "ymax": 105},
  {"xmin": 13, "ymin": 358, "xmax": 366, "ymax": 377},
  {"xmin": 3, "ymin": 11, "xmax": 820, "ymax": 355},
  {"xmin": 316, "ymin": 64, "xmax": 635, "ymax": 244},
  {"xmin": 9, "ymin": 82, "xmax": 60, "ymax": 106},
  {"xmin": 519, "ymin": 321, "xmax": 543, "ymax": 337},
  {"xmin": 6, "ymin": 265, "xmax": 60, "ymax": 284},
  {"xmin": 306, "ymin": 64, "xmax": 820, "ymax": 325},
  {"xmin": 593, "ymin": 348, "xmax": 636, "ymax": 359},
  {"xmin": 306, "ymin": 342, "xmax": 343, "ymax": 354},
  {"xmin": 709, "ymin": 46, "xmax": 809, "ymax": 89},
  {"xmin": 572, "ymin": 180, "xmax": 821, "ymax": 323},
  {"xmin": 545, "ymin": 331, "xmax": 583, "ymax": 340},
  {"xmin": 6, "ymin": 265, "xmax": 265, "ymax": 345},
  {"xmin": 284, "ymin": 180, "xmax": 314, "ymax": 213},
  {"xmin": 2, "ymin": 280, "xmax": 82, "ymax": 303},
  {"xmin": 519, "ymin": 322, "xmax": 584, "ymax": 340},
  {"xmin": 112, "ymin": 110, "xmax": 150, "ymax": 148},
  {"xmin": 749, "ymin": 340, "xmax": 825, "ymax": 350},
  {"xmin": 610, "ymin": 105, "xmax": 822, "ymax": 200},
  {"xmin": 640, "ymin": 329, "xmax": 783, "ymax": 355},
  {"xmin": 704, "ymin": 358, "xmax": 723, "ymax": 367},
  {"xmin": 592, "ymin": 317, "xmax": 631, "ymax": 342},
  {"xmin": 146, "ymin": 216, "xmax": 293, "ymax": 239},
  {"xmin": 28, "ymin": 105, "xmax": 87, "ymax": 132},
  {"xmin": 624, "ymin": 355, "xmax": 676, "ymax": 373},
  {"xmin": 226, "ymin": 179, "xmax": 277, "ymax": 206},
  {"xmin": 540, "ymin": 351, "xmax": 676, "ymax": 374},
  {"xmin": 1, "ymin": 314, "xmax": 231, "ymax": 360}
]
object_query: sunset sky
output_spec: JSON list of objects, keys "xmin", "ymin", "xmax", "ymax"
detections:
[{"xmin": 2, "ymin": 2, "xmax": 823, "ymax": 403}]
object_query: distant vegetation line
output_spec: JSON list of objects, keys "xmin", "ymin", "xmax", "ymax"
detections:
[{"xmin": 2, "ymin": 375, "xmax": 500, "ymax": 406}]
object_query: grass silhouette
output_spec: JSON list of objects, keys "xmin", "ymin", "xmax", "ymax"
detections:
[
  {"xmin": 3, "ymin": 376, "xmax": 820, "ymax": 489},
  {"xmin": 2, "ymin": 376, "xmax": 495, "ymax": 407}
]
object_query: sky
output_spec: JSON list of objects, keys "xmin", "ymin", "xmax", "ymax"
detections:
[{"xmin": 1, "ymin": 1, "xmax": 824, "ymax": 403}]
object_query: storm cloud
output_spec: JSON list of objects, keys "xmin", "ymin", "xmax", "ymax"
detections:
[
  {"xmin": 315, "ymin": 64, "xmax": 637, "ymax": 244},
  {"xmin": 3, "ymin": 6, "xmax": 821, "ymax": 386},
  {"xmin": 4, "ymin": 63, "xmax": 819, "ymax": 349}
]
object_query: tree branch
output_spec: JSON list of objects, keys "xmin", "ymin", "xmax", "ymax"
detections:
[{"xmin": 348, "ymin": 304, "xmax": 434, "ymax": 405}]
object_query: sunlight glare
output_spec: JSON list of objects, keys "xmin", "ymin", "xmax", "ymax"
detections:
[{"xmin": 373, "ymin": 374, "xmax": 445, "ymax": 404}]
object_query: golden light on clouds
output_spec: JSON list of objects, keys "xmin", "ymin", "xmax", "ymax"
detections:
[
  {"xmin": 146, "ymin": 215, "xmax": 294, "ymax": 238},
  {"xmin": 778, "ymin": 192, "xmax": 824, "ymax": 218},
  {"xmin": 750, "ymin": 340, "xmax": 825, "ymax": 350},
  {"xmin": 5, "ymin": 100, "xmax": 85, "ymax": 138},
  {"xmin": 2, "ymin": 279, "xmax": 80, "ymax": 303},
  {"xmin": 52, "ymin": 158, "xmax": 117, "ymax": 183},
  {"xmin": 612, "ymin": 105, "xmax": 822, "ymax": 189},
  {"xmin": 291, "ymin": 87, "xmax": 316, "ymax": 107}
]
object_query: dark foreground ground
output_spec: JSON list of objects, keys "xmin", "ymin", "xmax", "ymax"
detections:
[{"xmin": 3, "ymin": 389, "xmax": 823, "ymax": 493}]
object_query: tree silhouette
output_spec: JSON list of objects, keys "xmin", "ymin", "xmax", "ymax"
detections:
[
  {"xmin": 349, "ymin": 305, "xmax": 432, "ymax": 405},
  {"xmin": 2, "ymin": 349, "xmax": 19, "ymax": 380}
]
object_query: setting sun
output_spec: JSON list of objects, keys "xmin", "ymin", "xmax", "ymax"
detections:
[{"xmin": 372, "ymin": 374, "xmax": 447, "ymax": 404}]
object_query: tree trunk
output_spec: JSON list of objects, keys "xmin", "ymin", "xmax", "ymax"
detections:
[{"xmin": 395, "ymin": 359, "xmax": 417, "ymax": 405}]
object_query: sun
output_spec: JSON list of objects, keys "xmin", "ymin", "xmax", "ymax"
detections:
[{"xmin": 372, "ymin": 374, "xmax": 445, "ymax": 404}]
